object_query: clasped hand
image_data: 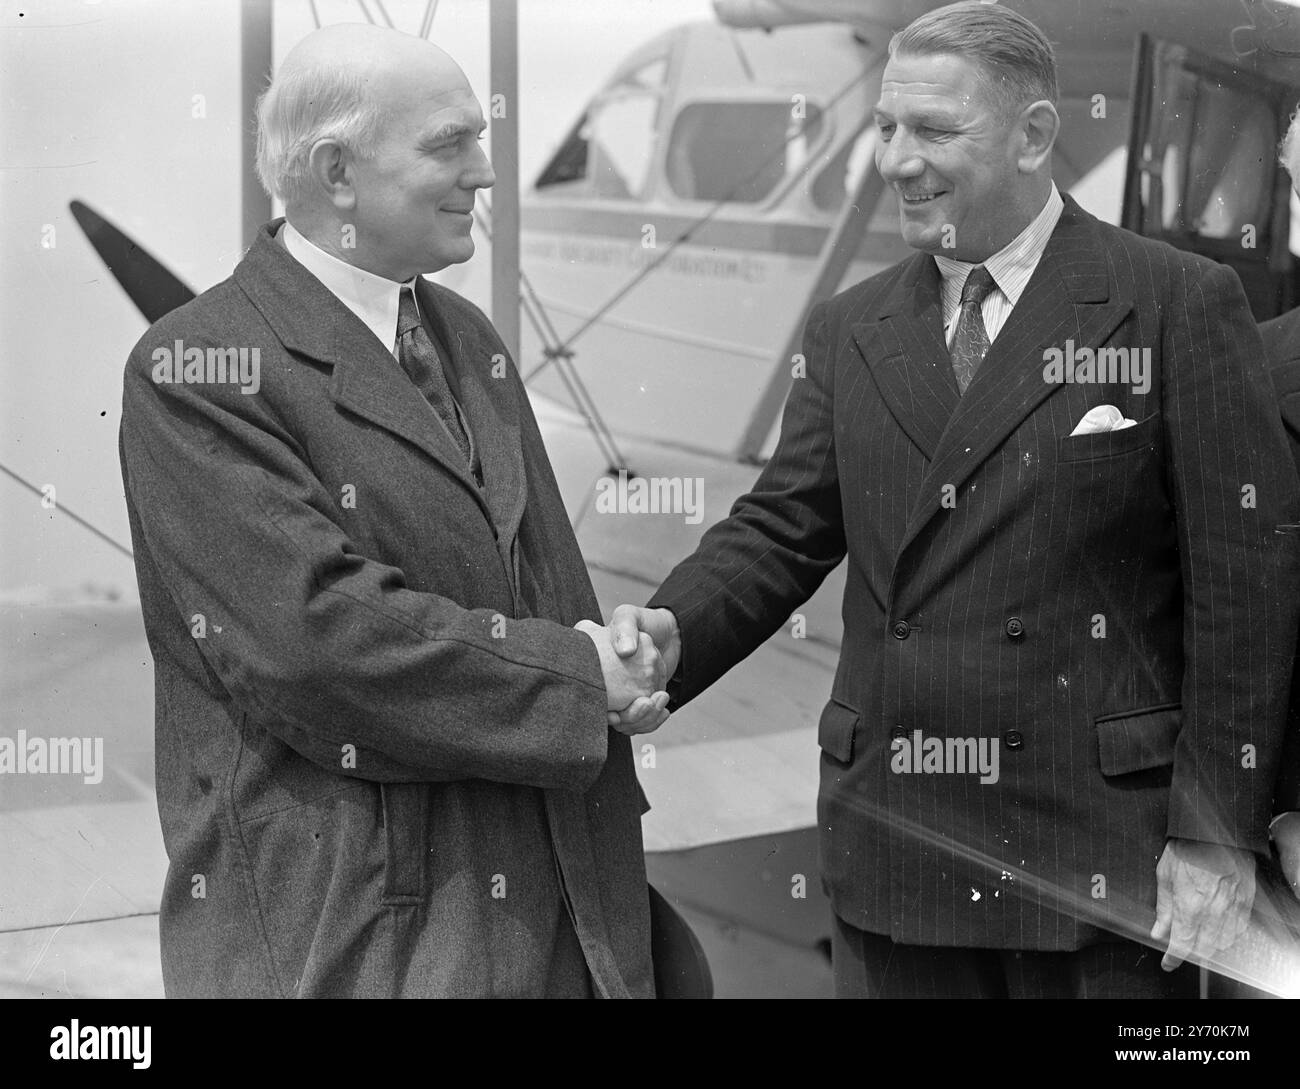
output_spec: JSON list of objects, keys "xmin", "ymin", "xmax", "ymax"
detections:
[{"xmin": 575, "ymin": 605, "xmax": 681, "ymax": 735}]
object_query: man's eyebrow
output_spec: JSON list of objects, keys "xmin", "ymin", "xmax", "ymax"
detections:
[
  {"xmin": 421, "ymin": 119, "xmax": 487, "ymax": 144},
  {"xmin": 873, "ymin": 105, "xmax": 963, "ymax": 128}
]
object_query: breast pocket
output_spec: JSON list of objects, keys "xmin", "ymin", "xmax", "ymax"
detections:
[{"xmin": 1058, "ymin": 411, "xmax": 1160, "ymax": 463}]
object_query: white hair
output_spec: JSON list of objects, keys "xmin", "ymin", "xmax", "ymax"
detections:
[
  {"xmin": 254, "ymin": 62, "xmax": 385, "ymax": 206},
  {"xmin": 1282, "ymin": 106, "xmax": 1300, "ymax": 184}
]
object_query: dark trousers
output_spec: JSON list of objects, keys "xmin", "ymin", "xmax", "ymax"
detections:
[{"xmin": 831, "ymin": 913, "xmax": 1198, "ymax": 999}]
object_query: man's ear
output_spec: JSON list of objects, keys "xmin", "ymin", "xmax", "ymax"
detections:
[
  {"xmin": 307, "ymin": 139, "xmax": 357, "ymax": 211},
  {"xmin": 1017, "ymin": 100, "xmax": 1060, "ymax": 174}
]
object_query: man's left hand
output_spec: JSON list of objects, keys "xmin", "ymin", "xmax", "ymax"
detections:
[
  {"xmin": 1271, "ymin": 812, "xmax": 1300, "ymax": 902},
  {"xmin": 1151, "ymin": 837, "xmax": 1255, "ymax": 971}
]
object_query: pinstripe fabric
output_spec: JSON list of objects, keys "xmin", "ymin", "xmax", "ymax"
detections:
[
  {"xmin": 650, "ymin": 196, "xmax": 1300, "ymax": 950},
  {"xmin": 1262, "ymin": 311, "xmax": 1300, "ymax": 816},
  {"xmin": 830, "ymin": 914, "xmax": 1196, "ymax": 998}
]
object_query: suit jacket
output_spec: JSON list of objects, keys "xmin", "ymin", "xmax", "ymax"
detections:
[
  {"xmin": 650, "ymin": 195, "xmax": 1300, "ymax": 950},
  {"xmin": 119, "ymin": 220, "xmax": 653, "ymax": 997},
  {"xmin": 1261, "ymin": 309, "xmax": 1300, "ymax": 815}
]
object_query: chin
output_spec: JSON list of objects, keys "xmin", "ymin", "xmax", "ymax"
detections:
[
  {"xmin": 421, "ymin": 242, "xmax": 475, "ymax": 272},
  {"xmin": 900, "ymin": 224, "xmax": 941, "ymax": 254}
]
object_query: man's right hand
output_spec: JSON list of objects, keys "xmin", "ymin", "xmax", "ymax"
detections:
[
  {"xmin": 606, "ymin": 605, "xmax": 681, "ymax": 732},
  {"xmin": 575, "ymin": 619, "xmax": 667, "ymax": 713}
]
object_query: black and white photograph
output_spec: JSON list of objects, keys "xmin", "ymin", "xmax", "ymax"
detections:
[{"xmin": 3, "ymin": 0, "xmax": 1300, "ymax": 1056}]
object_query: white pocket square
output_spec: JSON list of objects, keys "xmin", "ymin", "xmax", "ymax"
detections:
[{"xmin": 1070, "ymin": 404, "xmax": 1137, "ymax": 436}]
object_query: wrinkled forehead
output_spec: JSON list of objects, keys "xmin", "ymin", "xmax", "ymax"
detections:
[
  {"xmin": 376, "ymin": 68, "xmax": 485, "ymax": 142},
  {"xmin": 876, "ymin": 51, "xmax": 996, "ymax": 116}
]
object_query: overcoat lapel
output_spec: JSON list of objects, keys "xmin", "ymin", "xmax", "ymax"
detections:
[
  {"xmin": 416, "ymin": 278, "xmax": 529, "ymax": 550},
  {"xmin": 234, "ymin": 222, "xmax": 527, "ymax": 547}
]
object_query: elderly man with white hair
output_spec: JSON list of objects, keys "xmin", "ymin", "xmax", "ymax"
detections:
[{"xmin": 118, "ymin": 24, "xmax": 667, "ymax": 998}]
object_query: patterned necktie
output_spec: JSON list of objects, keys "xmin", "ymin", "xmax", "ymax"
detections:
[
  {"xmin": 395, "ymin": 286, "xmax": 475, "ymax": 470},
  {"xmin": 950, "ymin": 265, "xmax": 997, "ymax": 395}
]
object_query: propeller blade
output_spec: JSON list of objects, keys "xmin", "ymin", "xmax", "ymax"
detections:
[{"xmin": 70, "ymin": 199, "xmax": 197, "ymax": 323}]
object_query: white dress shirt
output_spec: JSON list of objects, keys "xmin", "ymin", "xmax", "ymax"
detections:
[
  {"xmin": 935, "ymin": 184, "xmax": 1065, "ymax": 348},
  {"xmin": 280, "ymin": 220, "xmax": 421, "ymax": 357}
]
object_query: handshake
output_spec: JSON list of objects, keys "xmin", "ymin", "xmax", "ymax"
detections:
[{"xmin": 576, "ymin": 605, "xmax": 681, "ymax": 735}]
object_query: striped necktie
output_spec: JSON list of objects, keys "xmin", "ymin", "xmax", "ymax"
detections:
[{"xmin": 395, "ymin": 286, "xmax": 476, "ymax": 472}]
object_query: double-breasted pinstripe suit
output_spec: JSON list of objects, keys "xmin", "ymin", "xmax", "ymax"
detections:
[{"xmin": 650, "ymin": 195, "xmax": 1300, "ymax": 951}]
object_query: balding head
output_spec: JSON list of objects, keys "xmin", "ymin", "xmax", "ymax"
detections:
[
  {"xmin": 255, "ymin": 24, "xmax": 494, "ymax": 279},
  {"xmin": 257, "ymin": 25, "xmax": 464, "ymax": 206}
]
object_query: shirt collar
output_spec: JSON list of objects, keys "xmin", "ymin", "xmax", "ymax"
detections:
[
  {"xmin": 934, "ymin": 183, "xmax": 1064, "ymax": 306},
  {"xmin": 281, "ymin": 220, "xmax": 419, "ymax": 352}
]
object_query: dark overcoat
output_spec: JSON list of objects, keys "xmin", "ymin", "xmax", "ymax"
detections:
[{"xmin": 120, "ymin": 221, "xmax": 653, "ymax": 997}]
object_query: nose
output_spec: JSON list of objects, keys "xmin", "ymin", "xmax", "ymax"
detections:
[
  {"xmin": 875, "ymin": 129, "xmax": 923, "ymax": 183},
  {"xmin": 465, "ymin": 142, "xmax": 496, "ymax": 190}
]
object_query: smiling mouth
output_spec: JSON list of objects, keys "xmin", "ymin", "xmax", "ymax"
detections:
[{"xmin": 900, "ymin": 192, "xmax": 944, "ymax": 205}]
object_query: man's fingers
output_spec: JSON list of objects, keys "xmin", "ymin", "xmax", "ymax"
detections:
[
  {"xmin": 638, "ymin": 631, "xmax": 666, "ymax": 690},
  {"xmin": 612, "ymin": 710, "xmax": 669, "ymax": 736},
  {"xmin": 1151, "ymin": 857, "xmax": 1174, "ymax": 944},
  {"xmin": 620, "ymin": 695, "xmax": 656, "ymax": 721},
  {"xmin": 1160, "ymin": 878, "xmax": 1237, "ymax": 971},
  {"xmin": 611, "ymin": 691, "xmax": 668, "ymax": 724},
  {"xmin": 609, "ymin": 691, "xmax": 670, "ymax": 735},
  {"xmin": 1160, "ymin": 942, "xmax": 1188, "ymax": 972},
  {"xmin": 609, "ymin": 605, "xmax": 642, "ymax": 657},
  {"xmin": 1161, "ymin": 905, "xmax": 1197, "ymax": 971}
]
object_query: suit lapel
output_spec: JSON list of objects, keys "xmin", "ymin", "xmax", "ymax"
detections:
[
  {"xmin": 234, "ymin": 222, "xmax": 504, "ymax": 527},
  {"xmin": 852, "ymin": 253, "xmax": 957, "ymax": 461},
  {"xmin": 416, "ymin": 279, "xmax": 529, "ymax": 547},
  {"xmin": 900, "ymin": 197, "xmax": 1131, "ymax": 548}
]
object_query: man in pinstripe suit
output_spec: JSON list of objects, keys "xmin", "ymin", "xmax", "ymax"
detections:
[
  {"xmin": 605, "ymin": 2, "xmax": 1300, "ymax": 997},
  {"xmin": 1259, "ymin": 111, "xmax": 1300, "ymax": 904}
]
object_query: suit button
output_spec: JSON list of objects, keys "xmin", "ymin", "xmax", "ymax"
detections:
[
  {"xmin": 892, "ymin": 620, "xmax": 911, "ymax": 640},
  {"xmin": 1005, "ymin": 617, "xmax": 1025, "ymax": 639},
  {"xmin": 890, "ymin": 726, "xmax": 907, "ymax": 741},
  {"xmin": 1004, "ymin": 730, "xmax": 1024, "ymax": 749}
]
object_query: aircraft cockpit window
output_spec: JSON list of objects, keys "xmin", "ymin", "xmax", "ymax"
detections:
[
  {"xmin": 665, "ymin": 101, "xmax": 824, "ymax": 204},
  {"xmin": 588, "ymin": 90, "xmax": 660, "ymax": 199},
  {"xmin": 1122, "ymin": 34, "xmax": 1296, "ymax": 320},
  {"xmin": 1152, "ymin": 79, "xmax": 1274, "ymax": 239},
  {"xmin": 534, "ymin": 55, "xmax": 668, "ymax": 199}
]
